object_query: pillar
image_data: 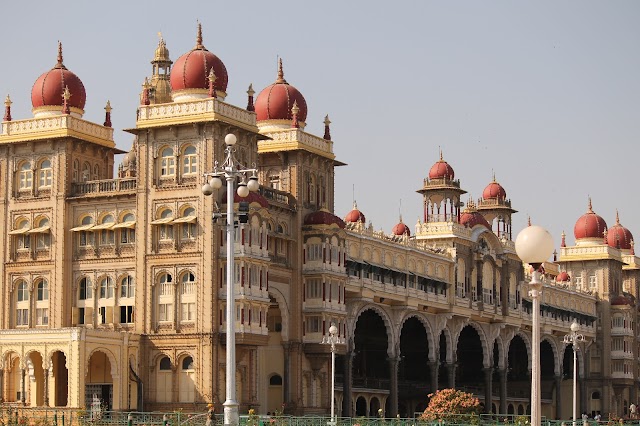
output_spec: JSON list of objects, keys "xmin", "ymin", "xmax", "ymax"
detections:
[
  {"xmin": 20, "ymin": 368, "xmax": 26, "ymax": 405},
  {"xmin": 484, "ymin": 367, "xmax": 493, "ymax": 413},
  {"xmin": 499, "ymin": 369, "xmax": 507, "ymax": 415},
  {"xmin": 0, "ymin": 367, "xmax": 4, "ymax": 403},
  {"xmin": 388, "ymin": 357, "xmax": 399, "ymax": 417},
  {"xmin": 43, "ymin": 369, "xmax": 49, "ymax": 407},
  {"xmin": 447, "ymin": 363, "xmax": 456, "ymax": 389},
  {"xmin": 342, "ymin": 351, "xmax": 354, "ymax": 417},
  {"xmin": 555, "ymin": 375, "xmax": 563, "ymax": 420},
  {"xmin": 283, "ymin": 343, "xmax": 290, "ymax": 408},
  {"xmin": 428, "ymin": 361, "xmax": 439, "ymax": 392},
  {"xmin": 579, "ymin": 373, "xmax": 587, "ymax": 416}
]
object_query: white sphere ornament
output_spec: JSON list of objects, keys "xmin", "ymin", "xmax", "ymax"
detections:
[
  {"xmin": 515, "ymin": 225, "xmax": 555, "ymax": 264},
  {"xmin": 201, "ymin": 183, "xmax": 213, "ymax": 196},
  {"xmin": 570, "ymin": 320, "xmax": 580, "ymax": 332},
  {"xmin": 247, "ymin": 176, "xmax": 259, "ymax": 192},
  {"xmin": 329, "ymin": 324, "xmax": 338, "ymax": 335},
  {"xmin": 225, "ymin": 133, "xmax": 237, "ymax": 146},
  {"xmin": 210, "ymin": 176, "xmax": 223, "ymax": 189},
  {"xmin": 237, "ymin": 183, "xmax": 249, "ymax": 198}
]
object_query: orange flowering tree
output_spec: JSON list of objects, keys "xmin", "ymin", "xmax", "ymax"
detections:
[{"xmin": 420, "ymin": 388, "xmax": 481, "ymax": 423}]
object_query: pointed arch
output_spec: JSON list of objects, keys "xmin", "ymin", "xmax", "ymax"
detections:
[{"xmin": 350, "ymin": 304, "xmax": 395, "ymax": 356}]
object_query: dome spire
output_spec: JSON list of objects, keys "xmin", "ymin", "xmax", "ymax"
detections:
[
  {"xmin": 616, "ymin": 209, "xmax": 620, "ymax": 225},
  {"xmin": 439, "ymin": 147, "xmax": 443, "ymax": 161},
  {"xmin": 195, "ymin": 21, "xmax": 204, "ymax": 50},
  {"xmin": 55, "ymin": 41, "xmax": 66, "ymax": 70},
  {"xmin": 323, "ymin": 115, "xmax": 331, "ymax": 140},
  {"xmin": 587, "ymin": 196, "xmax": 593, "ymax": 213},
  {"xmin": 4, "ymin": 95, "xmax": 12, "ymax": 122},
  {"xmin": 276, "ymin": 58, "xmax": 287, "ymax": 84}
]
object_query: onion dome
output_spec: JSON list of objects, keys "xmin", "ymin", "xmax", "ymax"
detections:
[
  {"xmin": 573, "ymin": 198, "xmax": 607, "ymax": 242},
  {"xmin": 556, "ymin": 271, "xmax": 571, "ymax": 283},
  {"xmin": 482, "ymin": 174, "xmax": 507, "ymax": 200},
  {"xmin": 345, "ymin": 201, "xmax": 366, "ymax": 223},
  {"xmin": 611, "ymin": 295, "xmax": 632, "ymax": 306},
  {"xmin": 392, "ymin": 217, "xmax": 411, "ymax": 236},
  {"xmin": 31, "ymin": 42, "xmax": 86, "ymax": 118},
  {"xmin": 170, "ymin": 23, "xmax": 228, "ymax": 101},
  {"xmin": 428, "ymin": 151, "xmax": 455, "ymax": 180},
  {"xmin": 255, "ymin": 59, "xmax": 308, "ymax": 130},
  {"xmin": 459, "ymin": 200, "xmax": 491, "ymax": 229},
  {"xmin": 304, "ymin": 209, "xmax": 346, "ymax": 228},
  {"xmin": 606, "ymin": 210, "xmax": 633, "ymax": 250}
]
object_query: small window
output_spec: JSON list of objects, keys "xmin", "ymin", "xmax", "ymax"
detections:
[
  {"xmin": 17, "ymin": 282, "xmax": 29, "ymax": 302},
  {"xmin": 161, "ymin": 148, "xmax": 175, "ymax": 176},
  {"xmin": 37, "ymin": 280, "xmax": 49, "ymax": 301},
  {"xmin": 269, "ymin": 374, "xmax": 283, "ymax": 386},
  {"xmin": 182, "ymin": 356, "xmax": 194, "ymax": 370},
  {"xmin": 38, "ymin": 159, "xmax": 52, "ymax": 188},
  {"xmin": 159, "ymin": 357, "xmax": 172, "ymax": 371},
  {"xmin": 182, "ymin": 146, "xmax": 197, "ymax": 176}
]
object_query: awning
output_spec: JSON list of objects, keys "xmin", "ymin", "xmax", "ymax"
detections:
[
  {"xmin": 27, "ymin": 226, "xmax": 51, "ymax": 234},
  {"xmin": 70, "ymin": 224, "xmax": 95, "ymax": 232},
  {"xmin": 91, "ymin": 222, "xmax": 115, "ymax": 230},
  {"xmin": 9, "ymin": 227, "xmax": 30, "ymax": 235},
  {"xmin": 150, "ymin": 217, "xmax": 174, "ymax": 225},
  {"xmin": 172, "ymin": 215, "xmax": 197, "ymax": 224},
  {"xmin": 112, "ymin": 221, "xmax": 136, "ymax": 229}
]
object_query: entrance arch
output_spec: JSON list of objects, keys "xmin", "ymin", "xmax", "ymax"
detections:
[
  {"xmin": 456, "ymin": 325, "xmax": 484, "ymax": 387},
  {"xmin": 398, "ymin": 317, "xmax": 430, "ymax": 416},
  {"xmin": 86, "ymin": 350, "xmax": 114, "ymax": 409},
  {"xmin": 354, "ymin": 309, "xmax": 390, "ymax": 384},
  {"xmin": 52, "ymin": 351, "xmax": 68, "ymax": 407}
]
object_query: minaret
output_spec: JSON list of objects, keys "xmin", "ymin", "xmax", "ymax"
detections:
[{"xmin": 148, "ymin": 33, "xmax": 173, "ymax": 104}]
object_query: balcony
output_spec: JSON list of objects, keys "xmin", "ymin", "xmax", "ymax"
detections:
[{"xmin": 70, "ymin": 178, "xmax": 137, "ymax": 197}]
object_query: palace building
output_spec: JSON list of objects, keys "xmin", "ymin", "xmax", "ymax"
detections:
[{"xmin": 0, "ymin": 24, "xmax": 637, "ymax": 420}]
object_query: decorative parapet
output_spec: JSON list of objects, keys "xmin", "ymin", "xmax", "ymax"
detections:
[
  {"xmin": 1, "ymin": 115, "xmax": 115, "ymax": 148},
  {"xmin": 419, "ymin": 177, "xmax": 462, "ymax": 190},
  {"xmin": 258, "ymin": 128, "xmax": 335, "ymax": 160},
  {"xmin": 414, "ymin": 221, "xmax": 472, "ymax": 239},
  {"xmin": 477, "ymin": 198, "xmax": 513, "ymax": 209},
  {"xmin": 560, "ymin": 244, "xmax": 623, "ymax": 261},
  {"xmin": 136, "ymin": 98, "xmax": 257, "ymax": 132},
  {"xmin": 70, "ymin": 178, "xmax": 137, "ymax": 197},
  {"xmin": 345, "ymin": 222, "xmax": 453, "ymax": 256}
]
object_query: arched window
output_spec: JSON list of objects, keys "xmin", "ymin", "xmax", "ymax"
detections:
[
  {"xmin": 78, "ymin": 216, "xmax": 94, "ymax": 247},
  {"xmin": 157, "ymin": 273, "xmax": 173, "ymax": 323},
  {"xmin": 179, "ymin": 207, "xmax": 197, "ymax": 239},
  {"xmin": 38, "ymin": 159, "xmax": 52, "ymax": 188},
  {"xmin": 93, "ymin": 164, "xmax": 100, "ymax": 180},
  {"xmin": 99, "ymin": 277, "xmax": 114, "ymax": 299},
  {"xmin": 35, "ymin": 279, "xmax": 49, "ymax": 326},
  {"xmin": 182, "ymin": 146, "xmax": 197, "ymax": 176},
  {"xmin": 19, "ymin": 161, "xmax": 32, "ymax": 190},
  {"xmin": 34, "ymin": 217, "xmax": 50, "ymax": 249},
  {"xmin": 119, "ymin": 275, "xmax": 135, "ymax": 324},
  {"xmin": 37, "ymin": 280, "xmax": 49, "ymax": 301},
  {"xmin": 157, "ymin": 357, "xmax": 172, "ymax": 403},
  {"xmin": 98, "ymin": 214, "xmax": 115, "ymax": 245},
  {"xmin": 13, "ymin": 218, "xmax": 30, "ymax": 250},
  {"xmin": 79, "ymin": 277, "xmax": 92, "ymax": 300},
  {"xmin": 156, "ymin": 209, "xmax": 174, "ymax": 240},
  {"xmin": 121, "ymin": 275, "xmax": 135, "ymax": 298},
  {"xmin": 269, "ymin": 374, "xmax": 283, "ymax": 386},
  {"xmin": 15, "ymin": 280, "xmax": 29, "ymax": 327},
  {"xmin": 82, "ymin": 162, "xmax": 91, "ymax": 182},
  {"xmin": 118, "ymin": 213, "xmax": 136, "ymax": 244},
  {"xmin": 160, "ymin": 148, "xmax": 175, "ymax": 176},
  {"xmin": 73, "ymin": 159, "xmax": 79, "ymax": 182},
  {"xmin": 180, "ymin": 272, "xmax": 196, "ymax": 322},
  {"xmin": 179, "ymin": 356, "xmax": 195, "ymax": 402}
]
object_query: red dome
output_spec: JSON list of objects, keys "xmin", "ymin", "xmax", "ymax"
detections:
[
  {"xmin": 573, "ymin": 199, "xmax": 607, "ymax": 240},
  {"xmin": 345, "ymin": 202, "xmax": 366, "ymax": 223},
  {"xmin": 460, "ymin": 211, "xmax": 491, "ymax": 229},
  {"xmin": 482, "ymin": 180, "xmax": 507, "ymax": 200},
  {"xmin": 170, "ymin": 25, "xmax": 228, "ymax": 94},
  {"xmin": 304, "ymin": 209, "xmax": 345, "ymax": 228},
  {"xmin": 556, "ymin": 271, "xmax": 571, "ymax": 282},
  {"xmin": 31, "ymin": 43, "xmax": 86, "ymax": 111},
  {"xmin": 392, "ymin": 221, "xmax": 411, "ymax": 236},
  {"xmin": 255, "ymin": 59, "xmax": 308, "ymax": 122},
  {"xmin": 428, "ymin": 152, "xmax": 455, "ymax": 180},
  {"xmin": 607, "ymin": 212, "xmax": 633, "ymax": 250},
  {"xmin": 611, "ymin": 295, "xmax": 632, "ymax": 306}
]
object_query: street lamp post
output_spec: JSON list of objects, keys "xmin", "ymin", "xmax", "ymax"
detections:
[
  {"xmin": 321, "ymin": 323, "xmax": 344, "ymax": 426},
  {"xmin": 202, "ymin": 133, "xmax": 260, "ymax": 426},
  {"xmin": 515, "ymin": 225, "xmax": 555, "ymax": 426},
  {"xmin": 563, "ymin": 320, "xmax": 585, "ymax": 426}
]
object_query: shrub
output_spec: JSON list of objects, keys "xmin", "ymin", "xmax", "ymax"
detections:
[{"xmin": 420, "ymin": 388, "xmax": 481, "ymax": 423}]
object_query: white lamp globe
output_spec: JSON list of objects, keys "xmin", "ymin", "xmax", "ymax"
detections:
[
  {"xmin": 570, "ymin": 320, "xmax": 580, "ymax": 332},
  {"xmin": 329, "ymin": 324, "xmax": 338, "ymax": 336},
  {"xmin": 247, "ymin": 176, "xmax": 259, "ymax": 192},
  {"xmin": 201, "ymin": 183, "xmax": 213, "ymax": 196},
  {"xmin": 237, "ymin": 183, "xmax": 249, "ymax": 198},
  {"xmin": 225, "ymin": 133, "xmax": 237, "ymax": 146},
  {"xmin": 209, "ymin": 176, "xmax": 223, "ymax": 190},
  {"xmin": 515, "ymin": 225, "xmax": 555, "ymax": 264}
]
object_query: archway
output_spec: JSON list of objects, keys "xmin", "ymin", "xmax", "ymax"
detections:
[
  {"xmin": 178, "ymin": 356, "xmax": 195, "ymax": 403},
  {"xmin": 356, "ymin": 396, "xmax": 367, "ymax": 416},
  {"xmin": 6, "ymin": 354, "xmax": 21, "ymax": 402},
  {"xmin": 438, "ymin": 332, "xmax": 449, "ymax": 388},
  {"xmin": 507, "ymin": 335, "xmax": 529, "ymax": 400},
  {"xmin": 370, "ymin": 397, "xmax": 381, "ymax": 416},
  {"xmin": 27, "ymin": 352, "xmax": 45, "ymax": 406},
  {"xmin": 456, "ymin": 326, "xmax": 484, "ymax": 388},
  {"xmin": 354, "ymin": 309, "xmax": 389, "ymax": 385},
  {"xmin": 267, "ymin": 374, "xmax": 283, "ymax": 414},
  {"xmin": 52, "ymin": 351, "xmax": 68, "ymax": 407},
  {"xmin": 540, "ymin": 340, "xmax": 556, "ymax": 417},
  {"xmin": 398, "ymin": 317, "xmax": 430, "ymax": 416},
  {"xmin": 86, "ymin": 351, "xmax": 113, "ymax": 409}
]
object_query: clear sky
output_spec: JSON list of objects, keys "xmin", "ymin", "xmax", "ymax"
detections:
[{"xmin": 2, "ymin": 1, "xmax": 639, "ymax": 251}]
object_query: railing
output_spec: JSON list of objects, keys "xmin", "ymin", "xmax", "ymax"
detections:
[{"xmin": 70, "ymin": 178, "xmax": 137, "ymax": 196}]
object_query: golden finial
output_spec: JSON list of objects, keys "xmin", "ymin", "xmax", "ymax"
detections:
[
  {"xmin": 195, "ymin": 21, "xmax": 203, "ymax": 49},
  {"xmin": 587, "ymin": 196, "xmax": 593, "ymax": 213},
  {"xmin": 527, "ymin": 216, "xmax": 531, "ymax": 226},
  {"xmin": 158, "ymin": 31, "xmax": 163, "ymax": 42},
  {"xmin": 616, "ymin": 209, "xmax": 620, "ymax": 225},
  {"xmin": 291, "ymin": 100, "xmax": 299, "ymax": 116},
  {"xmin": 247, "ymin": 83, "xmax": 255, "ymax": 97},
  {"xmin": 439, "ymin": 147, "xmax": 443, "ymax": 161},
  {"xmin": 276, "ymin": 58, "xmax": 287, "ymax": 84},
  {"xmin": 324, "ymin": 115, "xmax": 331, "ymax": 126},
  {"xmin": 4, "ymin": 94, "xmax": 11, "ymax": 107},
  {"xmin": 208, "ymin": 68, "xmax": 217, "ymax": 84},
  {"xmin": 143, "ymin": 77, "xmax": 150, "ymax": 89},
  {"xmin": 104, "ymin": 100, "xmax": 112, "ymax": 113},
  {"xmin": 62, "ymin": 86, "xmax": 71, "ymax": 102},
  {"xmin": 57, "ymin": 41, "xmax": 63, "ymax": 65},
  {"xmin": 492, "ymin": 170, "xmax": 496, "ymax": 182}
]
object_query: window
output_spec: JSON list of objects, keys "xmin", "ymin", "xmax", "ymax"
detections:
[
  {"xmin": 73, "ymin": 159, "xmax": 79, "ymax": 182},
  {"xmin": 181, "ymin": 303, "xmax": 195, "ymax": 321},
  {"xmin": 120, "ymin": 306, "xmax": 134, "ymax": 324},
  {"xmin": 305, "ymin": 316, "xmax": 321, "ymax": 333},
  {"xmin": 16, "ymin": 309, "xmax": 29, "ymax": 326},
  {"xmin": 98, "ymin": 215, "xmax": 115, "ymax": 245},
  {"xmin": 19, "ymin": 162, "xmax": 32, "ymax": 190},
  {"xmin": 589, "ymin": 274, "xmax": 597, "ymax": 289},
  {"xmin": 574, "ymin": 276, "xmax": 583, "ymax": 289},
  {"xmin": 93, "ymin": 164, "xmax": 100, "ymax": 180},
  {"xmin": 160, "ymin": 148, "xmax": 175, "ymax": 176},
  {"xmin": 306, "ymin": 279, "xmax": 322, "ymax": 299},
  {"xmin": 119, "ymin": 213, "xmax": 136, "ymax": 244},
  {"xmin": 36, "ymin": 308, "xmax": 49, "ymax": 325},
  {"xmin": 79, "ymin": 277, "xmax": 92, "ymax": 300},
  {"xmin": 14, "ymin": 219, "xmax": 30, "ymax": 249},
  {"xmin": 180, "ymin": 272, "xmax": 195, "ymax": 322},
  {"xmin": 182, "ymin": 146, "xmax": 197, "ymax": 175},
  {"xmin": 121, "ymin": 275, "xmax": 135, "ymax": 298},
  {"xmin": 78, "ymin": 216, "xmax": 94, "ymax": 247},
  {"xmin": 82, "ymin": 162, "xmax": 91, "ymax": 182},
  {"xmin": 37, "ymin": 280, "xmax": 49, "ymax": 301},
  {"xmin": 158, "ymin": 303, "xmax": 173, "ymax": 322},
  {"xmin": 158, "ymin": 210, "xmax": 174, "ymax": 240},
  {"xmin": 35, "ymin": 218, "xmax": 50, "ymax": 249},
  {"xmin": 179, "ymin": 207, "xmax": 197, "ymax": 239},
  {"xmin": 99, "ymin": 277, "xmax": 114, "ymax": 299},
  {"xmin": 159, "ymin": 357, "xmax": 172, "ymax": 370},
  {"xmin": 17, "ymin": 282, "xmax": 29, "ymax": 302},
  {"xmin": 38, "ymin": 159, "xmax": 52, "ymax": 188},
  {"xmin": 158, "ymin": 273, "xmax": 174, "ymax": 323}
]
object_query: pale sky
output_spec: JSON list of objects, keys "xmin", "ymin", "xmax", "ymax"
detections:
[{"xmin": 2, "ymin": 1, "xmax": 639, "ymax": 251}]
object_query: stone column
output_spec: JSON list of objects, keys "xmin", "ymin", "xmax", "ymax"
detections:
[
  {"xmin": 555, "ymin": 375, "xmax": 563, "ymax": 420},
  {"xmin": 484, "ymin": 367, "xmax": 493, "ymax": 413},
  {"xmin": 0, "ymin": 367, "xmax": 4, "ymax": 403},
  {"xmin": 20, "ymin": 368, "xmax": 26, "ymax": 405},
  {"xmin": 428, "ymin": 361, "xmax": 439, "ymax": 392},
  {"xmin": 499, "ymin": 369, "xmax": 507, "ymax": 415},
  {"xmin": 342, "ymin": 351, "xmax": 354, "ymax": 417},
  {"xmin": 579, "ymin": 373, "xmax": 587, "ymax": 416},
  {"xmin": 43, "ymin": 368, "xmax": 49, "ymax": 407},
  {"xmin": 388, "ymin": 357, "xmax": 399, "ymax": 417},
  {"xmin": 283, "ymin": 343, "xmax": 291, "ymax": 407},
  {"xmin": 447, "ymin": 363, "xmax": 456, "ymax": 389}
]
